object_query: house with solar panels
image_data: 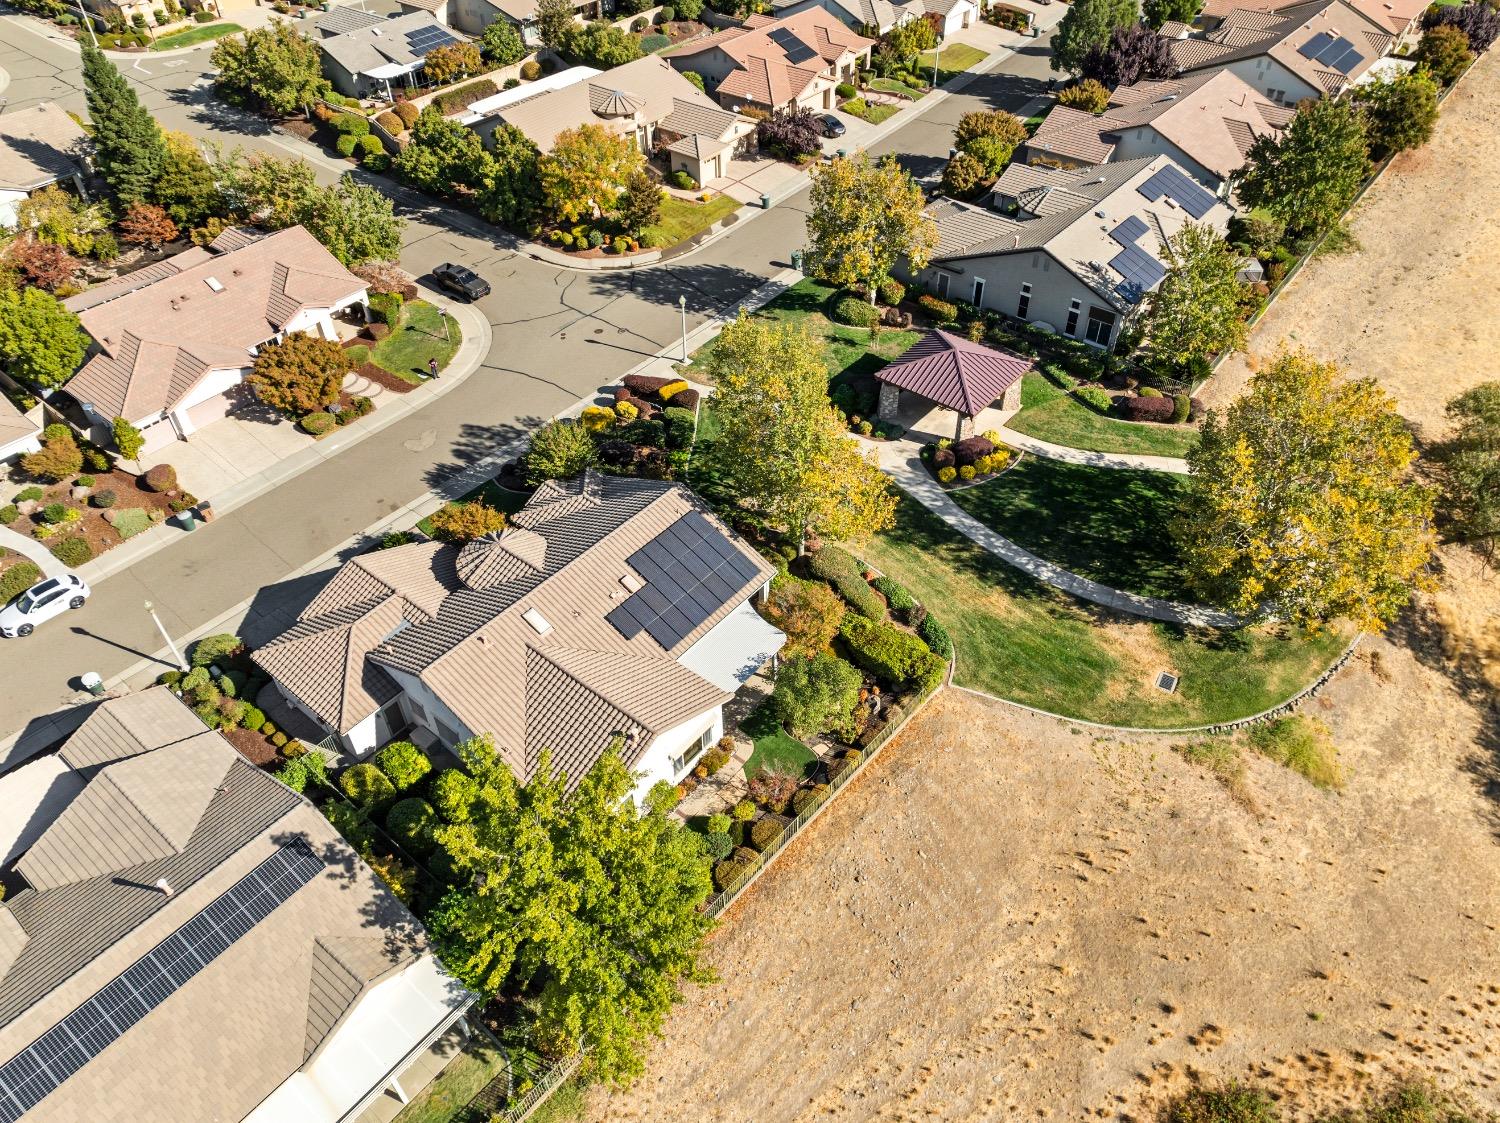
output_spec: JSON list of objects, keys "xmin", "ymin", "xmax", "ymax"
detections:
[
  {"xmin": 1164, "ymin": 0, "xmax": 1406, "ymax": 106},
  {"xmin": 900, "ymin": 155, "xmax": 1233, "ymax": 350},
  {"xmin": 0, "ymin": 688, "xmax": 474, "ymax": 1123},
  {"xmin": 253, "ymin": 471, "xmax": 785, "ymax": 801},
  {"xmin": 316, "ymin": 10, "xmax": 472, "ymax": 100}
]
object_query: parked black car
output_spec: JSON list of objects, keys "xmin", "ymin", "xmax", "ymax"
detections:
[
  {"xmin": 818, "ymin": 113, "xmax": 846, "ymax": 138},
  {"xmin": 432, "ymin": 262, "xmax": 491, "ymax": 301}
]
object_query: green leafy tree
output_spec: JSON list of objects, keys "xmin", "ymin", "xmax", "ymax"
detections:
[
  {"xmin": 15, "ymin": 186, "xmax": 109, "ymax": 255},
  {"xmin": 154, "ymin": 130, "xmax": 223, "ymax": 227},
  {"xmin": 616, "ymin": 167, "xmax": 662, "ymax": 237},
  {"xmin": 1143, "ymin": 0, "xmax": 1201, "ymax": 28},
  {"xmin": 112, "ymin": 417, "xmax": 145, "ymax": 463},
  {"xmin": 940, "ymin": 151, "xmax": 989, "ymax": 199},
  {"xmin": 0, "ymin": 287, "xmax": 88, "ymax": 390},
  {"xmin": 1143, "ymin": 223, "xmax": 1249, "ymax": 373},
  {"xmin": 561, "ymin": 20, "xmax": 643, "ymax": 67},
  {"xmin": 82, "ymin": 43, "xmax": 165, "ymax": 205},
  {"xmin": 214, "ymin": 148, "xmax": 321, "ymax": 228},
  {"xmin": 703, "ymin": 312, "xmax": 896, "ymax": 550},
  {"xmin": 247, "ymin": 331, "xmax": 348, "ymax": 416},
  {"xmin": 1413, "ymin": 23, "xmax": 1473, "ymax": 85},
  {"xmin": 1353, "ymin": 69, "xmax": 1440, "ymax": 158},
  {"xmin": 771, "ymin": 651, "xmax": 862, "ymax": 738},
  {"xmin": 807, "ymin": 153, "xmax": 937, "ymax": 305},
  {"xmin": 879, "ymin": 17, "xmax": 937, "ymax": 67},
  {"xmin": 1056, "ymin": 77, "xmax": 1110, "ymax": 112},
  {"xmin": 539, "ymin": 123, "xmax": 644, "ymax": 223},
  {"xmin": 295, "ymin": 176, "xmax": 404, "ymax": 266},
  {"xmin": 211, "ymin": 19, "xmax": 330, "ymax": 115},
  {"xmin": 953, "ymin": 110, "xmax": 1028, "ymax": 173},
  {"xmin": 1051, "ymin": 0, "xmax": 1137, "ymax": 74},
  {"xmin": 476, "ymin": 124, "xmax": 543, "ymax": 228},
  {"xmin": 1437, "ymin": 382, "xmax": 1500, "ymax": 562},
  {"xmin": 535, "ymin": 0, "xmax": 576, "ymax": 49},
  {"xmin": 423, "ymin": 41, "xmax": 483, "ymax": 85},
  {"xmin": 1237, "ymin": 97, "xmax": 1369, "ymax": 238},
  {"xmin": 427, "ymin": 739, "xmax": 716, "ymax": 1085},
  {"xmin": 480, "ymin": 18, "xmax": 527, "ymax": 64},
  {"xmin": 393, "ymin": 109, "xmax": 494, "ymax": 197},
  {"xmin": 1176, "ymin": 349, "xmax": 1436, "ymax": 632},
  {"xmin": 760, "ymin": 574, "xmax": 845, "ymax": 658},
  {"xmin": 525, "ymin": 419, "xmax": 599, "ymax": 484}
]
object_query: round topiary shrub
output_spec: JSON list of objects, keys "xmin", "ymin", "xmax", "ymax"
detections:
[
  {"xmin": 92, "ymin": 489, "xmax": 117, "ymax": 509},
  {"xmin": 877, "ymin": 276, "xmax": 905, "ymax": 306},
  {"xmin": 394, "ymin": 101, "xmax": 420, "ymax": 127},
  {"xmin": 300, "ymin": 412, "xmax": 336, "ymax": 435},
  {"xmin": 386, "ymin": 797, "xmax": 438, "ymax": 855},
  {"xmin": 520, "ymin": 59, "xmax": 541, "ymax": 80},
  {"xmin": 1171, "ymin": 393, "xmax": 1191, "ymax": 424},
  {"xmin": 432, "ymin": 768, "xmax": 479, "ymax": 822},
  {"xmin": 50, "ymin": 537, "xmax": 92, "ymax": 567},
  {"xmin": 374, "ymin": 740, "xmax": 431, "ymax": 791},
  {"xmin": 340, "ymin": 762, "xmax": 396, "ymax": 807},
  {"xmin": 791, "ymin": 787, "xmax": 825, "ymax": 816},
  {"xmin": 335, "ymin": 134, "xmax": 358, "ymax": 158},
  {"xmin": 356, "ymin": 134, "xmax": 384, "ymax": 160},
  {"xmin": 40, "ymin": 503, "xmax": 68, "ymax": 525},
  {"xmin": 1118, "ymin": 394, "xmax": 1177, "ymax": 423},
  {"xmin": 831, "ymin": 293, "xmax": 880, "ymax": 328},
  {"xmin": 270, "ymin": 731, "xmax": 288, "ymax": 748},
  {"xmin": 704, "ymin": 830, "xmax": 733, "ymax": 860},
  {"xmin": 731, "ymin": 798, "xmax": 756, "ymax": 821},
  {"xmin": 144, "ymin": 463, "xmax": 177, "ymax": 492},
  {"xmin": 0, "ymin": 505, "xmax": 15, "ymax": 525},
  {"xmin": 749, "ymin": 816, "xmax": 784, "ymax": 852}
]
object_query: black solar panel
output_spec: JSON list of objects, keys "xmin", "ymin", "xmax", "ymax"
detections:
[
  {"xmin": 1325, "ymin": 38, "xmax": 1364, "ymax": 73},
  {"xmin": 1109, "ymin": 243, "xmax": 1166, "ymax": 304},
  {"xmin": 767, "ymin": 26, "xmax": 818, "ymax": 64},
  {"xmin": 0, "ymin": 842, "xmax": 322, "ymax": 1123},
  {"xmin": 407, "ymin": 24, "xmax": 459, "ymax": 56},
  {"xmin": 606, "ymin": 511, "xmax": 760, "ymax": 651},
  {"xmin": 1136, "ymin": 165, "xmax": 1217, "ymax": 220},
  {"xmin": 1297, "ymin": 30, "xmax": 1335, "ymax": 59},
  {"xmin": 1109, "ymin": 215, "xmax": 1148, "ymax": 247}
]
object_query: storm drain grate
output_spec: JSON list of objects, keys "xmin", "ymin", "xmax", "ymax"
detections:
[{"xmin": 1156, "ymin": 671, "xmax": 1180, "ymax": 693}]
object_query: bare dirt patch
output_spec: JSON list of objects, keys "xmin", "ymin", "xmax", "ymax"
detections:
[
  {"xmin": 588, "ymin": 632, "xmax": 1500, "ymax": 1120},
  {"xmin": 1203, "ymin": 46, "xmax": 1500, "ymax": 443}
]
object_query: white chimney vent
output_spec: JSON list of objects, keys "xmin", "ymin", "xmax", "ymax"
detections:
[
  {"xmin": 522, "ymin": 608, "xmax": 552, "ymax": 636},
  {"xmin": 156, "ymin": 877, "xmax": 174, "ymax": 897}
]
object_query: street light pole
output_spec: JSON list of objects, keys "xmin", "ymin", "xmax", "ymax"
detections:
[
  {"xmin": 932, "ymin": 39, "xmax": 941, "ymax": 89},
  {"xmin": 76, "ymin": 0, "xmax": 98, "ymax": 47},
  {"xmin": 144, "ymin": 601, "xmax": 188, "ymax": 672},
  {"xmin": 678, "ymin": 294, "xmax": 688, "ymax": 363},
  {"xmin": 439, "ymin": 306, "xmax": 451, "ymax": 343}
]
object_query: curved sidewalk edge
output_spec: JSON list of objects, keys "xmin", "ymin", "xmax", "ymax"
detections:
[
  {"xmin": 996, "ymin": 425, "xmax": 1190, "ymax": 474},
  {"xmin": 881, "ymin": 450, "xmax": 1237, "ymax": 628},
  {"xmin": 0, "ymin": 524, "xmax": 68, "ymax": 579},
  {"xmin": 73, "ymin": 292, "xmax": 491, "ymax": 588}
]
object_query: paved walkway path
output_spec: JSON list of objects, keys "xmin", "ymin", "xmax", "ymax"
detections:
[
  {"xmin": 874, "ymin": 442, "xmax": 1237, "ymax": 627},
  {"xmin": 994, "ymin": 424, "xmax": 1192, "ymax": 474},
  {"xmin": 0, "ymin": 525, "xmax": 66, "ymax": 579}
]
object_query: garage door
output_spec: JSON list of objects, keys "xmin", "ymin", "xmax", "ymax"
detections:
[
  {"xmin": 138, "ymin": 417, "xmax": 179, "ymax": 454},
  {"xmin": 185, "ymin": 392, "xmax": 233, "ymax": 432}
]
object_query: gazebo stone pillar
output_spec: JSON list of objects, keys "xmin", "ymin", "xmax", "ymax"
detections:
[
  {"xmin": 877, "ymin": 381, "xmax": 901, "ymax": 420},
  {"xmin": 1000, "ymin": 379, "xmax": 1022, "ymax": 412},
  {"xmin": 955, "ymin": 412, "xmax": 974, "ymax": 440}
]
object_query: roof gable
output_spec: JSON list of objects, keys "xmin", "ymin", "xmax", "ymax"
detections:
[{"xmin": 877, "ymin": 329, "xmax": 1033, "ymax": 415}]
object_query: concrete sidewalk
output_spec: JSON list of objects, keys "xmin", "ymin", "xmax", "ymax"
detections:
[
  {"xmin": 0, "ymin": 525, "xmax": 66, "ymax": 579},
  {"xmin": 995, "ymin": 425, "xmax": 1192, "ymax": 474}
]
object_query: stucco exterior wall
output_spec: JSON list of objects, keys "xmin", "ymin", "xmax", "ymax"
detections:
[
  {"xmin": 379, "ymin": 665, "xmax": 477, "ymax": 750},
  {"xmin": 1216, "ymin": 55, "xmax": 1320, "ymax": 106},
  {"xmin": 629, "ymin": 706, "xmax": 723, "ymax": 805}
]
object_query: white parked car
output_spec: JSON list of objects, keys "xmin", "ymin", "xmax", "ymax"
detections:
[{"xmin": 0, "ymin": 573, "xmax": 91, "ymax": 637}]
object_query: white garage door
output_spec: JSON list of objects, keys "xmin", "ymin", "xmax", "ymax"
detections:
[
  {"xmin": 138, "ymin": 416, "xmax": 179, "ymax": 454},
  {"xmin": 185, "ymin": 392, "xmax": 233, "ymax": 432}
]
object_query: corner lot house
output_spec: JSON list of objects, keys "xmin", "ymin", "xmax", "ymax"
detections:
[
  {"xmin": 464, "ymin": 56, "xmax": 755, "ymax": 185},
  {"xmin": 255, "ymin": 472, "xmax": 785, "ymax": 799},
  {"xmin": 317, "ymin": 11, "xmax": 470, "ymax": 99},
  {"xmin": 902, "ymin": 155, "xmax": 1233, "ymax": 350},
  {"xmin": 1167, "ymin": 0, "xmax": 1402, "ymax": 104},
  {"xmin": 0, "ymin": 395, "xmax": 41, "ymax": 465},
  {"xmin": 665, "ymin": 8, "xmax": 875, "ymax": 114},
  {"xmin": 0, "ymin": 688, "xmax": 473, "ymax": 1123},
  {"xmin": 0, "ymin": 104, "xmax": 91, "ymax": 229},
  {"xmin": 1024, "ymin": 70, "xmax": 1292, "ymax": 198},
  {"xmin": 61, "ymin": 226, "xmax": 368, "ymax": 456}
]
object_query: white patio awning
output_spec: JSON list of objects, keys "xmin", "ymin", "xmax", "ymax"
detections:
[{"xmin": 678, "ymin": 597, "xmax": 785, "ymax": 693}]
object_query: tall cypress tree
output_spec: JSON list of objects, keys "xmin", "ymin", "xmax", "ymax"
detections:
[{"xmin": 81, "ymin": 43, "xmax": 165, "ymax": 206}]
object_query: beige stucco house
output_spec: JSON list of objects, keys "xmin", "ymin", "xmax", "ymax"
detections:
[{"xmin": 0, "ymin": 103, "xmax": 91, "ymax": 230}]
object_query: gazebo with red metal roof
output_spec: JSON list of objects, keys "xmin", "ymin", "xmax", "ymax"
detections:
[{"xmin": 874, "ymin": 329, "xmax": 1034, "ymax": 440}]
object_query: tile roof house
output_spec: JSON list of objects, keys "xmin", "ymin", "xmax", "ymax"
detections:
[
  {"xmin": 665, "ymin": 8, "xmax": 875, "ymax": 114},
  {"xmin": 900, "ymin": 155, "xmax": 1233, "ymax": 351},
  {"xmin": 0, "ymin": 394, "xmax": 41, "ymax": 467},
  {"xmin": 60, "ymin": 226, "xmax": 368, "ymax": 456},
  {"xmin": 1166, "ymin": 0, "xmax": 1404, "ymax": 104},
  {"xmin": 769, "ymin": 0, "xmax": 977, "ymax": 38},
  {"xmin": 316, "ymin": 10, "xmax": 471, "ymax": 99},
  {"xmin": 0, "ymin": 104, "xmax": 92, "ymax": 230},
  {"xmin": 464, "ymin": 56, "xmax": 756, "ymax": 186},
  {"xmin": 256, "ymin": 472, "xmax": 785, "ymax": 798},
  {"xmin": 0, "ymin": 688, "xmax": 473, "ymax": 1123},
  {"xmin": 1024, "ymin": 69, "xmax": 1293, "ymax": 196}
]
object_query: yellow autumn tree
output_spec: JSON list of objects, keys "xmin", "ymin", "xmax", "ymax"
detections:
[
  {"xmin": 806, "ymin": 153, "xmax": 938, "ymax": 304},
  {"xmin": 1175, "ymin": 348, "xmax": 1436, "ymax": 632},
  {"xmin": 539, "ymin": 123, "xmax": 644, "ymax": 225},
  {"xmin": 703, "ymin": 313, "xmax": 896, "ymax": 551}
]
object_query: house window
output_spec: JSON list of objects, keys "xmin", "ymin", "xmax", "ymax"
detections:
[
  {"xmin": 670, "ymin": 726, "xmax": 715, "ymax": 776},
  {"xmin": 1017, "ymin": 282, "xmax": 1032, "ymax": 320},
  {"xmin": 1265, "ymin": 88, "xmax": 1285, "ymax": 103},
  {"xmin": 1084, "ymin": 306, "xmax": 1116, "ymax": 345},
  {"xmin": 1064, "ymin": 298, "xmax": 1081, "ymax": 337},
  {"xmin": 972, "ymin": 277, "xmax": 986, "ymax": 307},
  {"xmin": 936, "ymin": 271, "xmax": 950, "ymax": 298}
]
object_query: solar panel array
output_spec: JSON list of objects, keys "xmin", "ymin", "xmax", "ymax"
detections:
[
  {"xmin": 1110, "ymin": 243, "xmax": 1166, "ymax": 304},
  {"xmin": 0, "ymin": 842, "xmax": 322, "ymax": 1123},
  {"xmin": 767, "ymin": 26, "xmax": 818, "ymax": 65},
  {"xmin": 407, "ymin": 24, "xmax": 460, "ymax": 56},
  {"xmin": 607, "ymin": 512, "xmax": 760, "ymax": 651},
  {"xmin": 1297, "ymin": 30, "xmax": 1363, "ymax": 74},
  {"xmin": 1135, "ymin": 165, "xmax": 1217, "ymax": 220},
  {"xmin": 1109, "ymin": 215, "xmax": 1149, "ymax": 247}
]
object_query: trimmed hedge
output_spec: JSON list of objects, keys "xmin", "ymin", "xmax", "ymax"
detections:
[
  {"xmin": 394, "ymin": 101, "xmax": 421, "ymax": 126},
  {"xmin": 50, "ymin": 537, "xmax": 92, "ymax": 567},
  {"xmin": 877, "ymin": 276, "xmax": 905, "ymax": 306},
  {"xmin": 917, "ymin": 294, "xmax": 957, "ymax": 323},
  {"xmin": 0, "ymin": 561, "xmax": 42, "ymax": 604},
  {"xmin": 623, "ymin": 373, "xmax": 675, "ymax": 397},
  {"xmin": 749, "ymin": 816, "xmax": 784, "ymax": 852},
  {"xmin": 662, "ymin": 406, "xmax": 696, "ymax": 450},
  {"xmin": 374, "ymin": 740, "xmax": 431, "ymax": 790},
  {"xmin": 807, "ymin": 545, "xmax": 886, "ymax": 620},
  {"xmin": 386, "ymin": 797, "xmax": 438, "ymax": 855},
  {"xmin": 375, "ymin": 109, "xmax": 405, "ymax": 135},
  {"xmin": 870, "ymin": 574, "xmax": 917, "ymax": 621},
  {"xmin": 839, "ymin": 614, "xmax": 946, "ymax": 691},
  {"xmin": 1075, "ymin": 386, "xmax": 1112, "ymax": 413},
  {"xmin": 952, "ymin": 435, "xmax": 995, "ymax": 467},
  {"xmin": 831, "ymin": 293, "xmax": 880, "ymax": 328},
  {"xmin": 667, "ymin": 387, "xmax": 700, "ymax": 410},
  {"xmin": 1118, "ymin": 394, "xmax": 1177, "ymax": 422},
  {"xmin": 917, "ymin": 614, "xmax": 952, "ymax": 660},
  {"xmin": 340, "ymin": 763, "xmax": 396, "ymax": 807},
  {"xmin": 1171, "ymin": 394, "xmax": 1191, "ymax": 424},
  {"xmin": 432, "ymin": 78, "xmax": 500, "ymax": 116}
]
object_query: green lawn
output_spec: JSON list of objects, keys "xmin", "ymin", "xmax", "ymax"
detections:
[
  {"xmin": 391, "ymin": 1040, "xmax": 508, "ymax": 1123},
  {"xmin": 859, "ymin": 497, "xmax": 1352, "ymax": 728},
  {"xmin": 919, "ymin": 42, "xmax": 988, "ymax": 85},
  {"xmin": 1007, "ymin": 372, "xmax": 1201, "ymax": 458},
  {"xmin": 689, "ymin": 278, "xmax": 919, "ymax": 385},
  {"xmin": 112, "ymin": 509, "xmax": 151, "ymax": 540},
  {"xmin": 364, "ymin": 300, "xmax": 462, "ymax": 385},
  {"xmin": 643, "ymin": 193, "xmax": 741, "ymax": 247},
  {"xmin": 950, "ymin": 457, "xmax": 1190, "ymax": 600},
  {"xmin": 840, "ymin": 98, "xmax": 900, "ymax": 124},
  {"xmin": 868, "ymin": 76, "xmax": 927, "ymax": 99},
  {"xmin": 741, "ymin": 699, "xmax": 818, "ymax": 779},
  {"xmin": 149, "ymin": 22, "xmax": 242, "ymax": 50}
]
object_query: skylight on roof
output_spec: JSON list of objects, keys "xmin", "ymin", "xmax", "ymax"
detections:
[
  {"xmin": 204, "ymin": 277, "xmax": 224, "ymax": 292},
  {"xmin": 523, "ymin": 608, "xmax": 552, "ymax": 636}
]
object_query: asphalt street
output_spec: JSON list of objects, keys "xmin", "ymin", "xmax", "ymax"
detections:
[{"xmin": 0, "ymin": 13, "xmax": 1056, "ymax": 749}]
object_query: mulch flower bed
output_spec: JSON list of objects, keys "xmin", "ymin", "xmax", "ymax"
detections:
[
  {"xmin": 5, "ymin": 468, "xmax": 180, "ymax": 563},
  {"xmin": 919, "ymin": 434, "xmax": 1018, "ymax": 488}
]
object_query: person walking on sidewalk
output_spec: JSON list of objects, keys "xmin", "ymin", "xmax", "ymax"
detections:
[{"xmin": 427, "ymin": 358, "xmax": 439, "ymax": 380}]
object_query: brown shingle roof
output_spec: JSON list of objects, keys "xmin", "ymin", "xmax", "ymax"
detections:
[
  {"xmin": 0, "ymin": 103, "xmax": 88, "ymax": 193},
  {"xmin": 877, "ymin": 329, "xmax": 1033, "ymax": 416}
]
